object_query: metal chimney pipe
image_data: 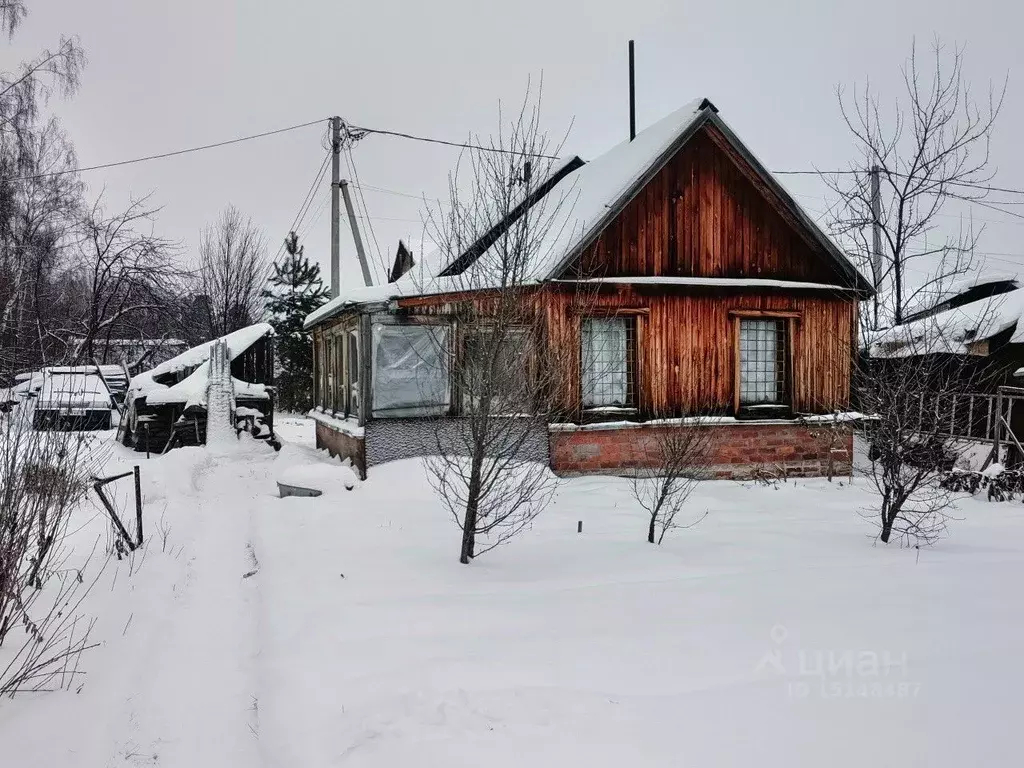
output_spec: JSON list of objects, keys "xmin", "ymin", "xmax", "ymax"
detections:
[{"xmin": 628, "ymin": 40, "xmax": 636, "ymax": 141}]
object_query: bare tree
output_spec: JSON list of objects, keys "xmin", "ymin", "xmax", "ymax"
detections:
[
  {"xmin": 629, "ymin": 418, "xmax": 715, "ymax": 545},
  {"xmin": 826, "ymin": 39, "xmax": 1004, "ymax": 329},
  {"xmin": 67, "ymin": 195, "xmax": 181, "ymax": 363},
  {"xmin": 0, "ymin": 2, "xmax": 86, "ymax": 372},
  {"xmin": 420, "ymin": 86, "xmax": 577, "ymax": 564},
  {"xmin": 197, "ymin": 205, "xmax": 269, "ymax": 337}
]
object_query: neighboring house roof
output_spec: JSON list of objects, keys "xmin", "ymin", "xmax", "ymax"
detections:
[
  {"xmin": 868, "ymin": 284, "xmax": 1024, "ymax": 359},
  {"xmin": 305, "ymin": 98, "xmax": 870, "ymax": 328},
  {"xmin": 901, "ymin": 273, "xmax": 1020, "ymax": 324},
  {"xmin": 128, "ymin": 323, "xmax": 274, "ymax": 399}
]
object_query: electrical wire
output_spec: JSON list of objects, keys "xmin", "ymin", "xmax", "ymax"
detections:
[
  {"xmin": 271, "ymin": 143, "xmax": 332, "ymax": 263},
  {"xmin": 774, "ymin": 168, "xmax": 1024, "ymax": 198},
  {"xmin": 3, "ymin": 117, "xmax": 330, "ymax": 182},
  {"xmin": 348, "ymin": 124, "xmax": 561, "ymax": 160},
  {"xmin": 345, "ymin": 147, "xmax": 388, "ymax": 283}
]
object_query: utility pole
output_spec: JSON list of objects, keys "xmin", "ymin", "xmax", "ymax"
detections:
[
  {"xmin": 870, "ymin": 165, "xmax": 883, "ymax": 330},
  {"xmin": 330, "ymin": 116, "xmax": 342, "ymax": 299},
  {"xmin": 340, "ymin": 180, "xmax": 374, "ymax": 287}
]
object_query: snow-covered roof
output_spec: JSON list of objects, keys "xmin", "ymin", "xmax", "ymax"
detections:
[
  {"xmin": 37, "ymin": 372, "xmax": 112, "ymax": 410},
  {"xmin": 868, "ymin": 288, "xmax": 1024, "ymax": 358},
  {"xmin": 902, "ymin": 272, "xmax": 1020, "ymax": 322},
  {"xmin": 305, "ymin": 98, "xmax": 870, "ymax": 328},
  {"xmin": 145, "ymin": 364, "xmax": 269, "ymax": 408},
  {"xmin": 129, "ymin": 323, "xmax": 274, "ymax": 397}
]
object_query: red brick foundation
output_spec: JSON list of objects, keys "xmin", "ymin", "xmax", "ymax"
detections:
[
  {"xmin": 549, "ymin": 421, "xmax": 853, "ymax": 479},
  {"xmin": 314, "ymin": 419, "xmax": 367, "ymax": 479}
]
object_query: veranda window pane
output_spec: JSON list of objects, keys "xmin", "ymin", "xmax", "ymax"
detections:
[
  {"xmin": 739, "ymin": 318, "xmax": 788, "ymax": 405},
  {"xmin": 462, "ymin": 327, "xmax": 532, "ymax": 414},
  {"xmin": 582, "ymin": 317, "xmax": 631, "ymax": 407},
  {"xmin": 372, "ymin": 324, "xmax": 449, "ymax": 416}
]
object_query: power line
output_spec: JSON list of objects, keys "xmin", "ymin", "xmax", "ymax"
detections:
[
  {"xmin": 345, "ymin": 147, "xmax": 387, "ymax": 283},
  {"xmin": 271, "ymin": 143, "xmax": 332, "ymax": 263},
  {"xmin": 347, "ymin": 123, "xmax": 561, "ymax": 160},
  {"xmin": 351, "ymin": 182, "xmax": 441, "ymax": 202},
  {"xmin": 774, "ymin": 168, "xmax": 1024, "ymax": 198},
  {"xmin": 4, "ymin": 117, "xmax": 330, "ymax": 182}
]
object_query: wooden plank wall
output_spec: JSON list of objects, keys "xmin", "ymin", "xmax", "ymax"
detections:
[
  {"xmin": 570, "ymin": 125, "xmax": 846, "ymax": 284},
  {"xmin": 394, "ymin": 285, "xmax": 856, "ymax": 418},
  {"xmin": 541, "ymin": 286, "xmax": 856, "ymax": 417}
]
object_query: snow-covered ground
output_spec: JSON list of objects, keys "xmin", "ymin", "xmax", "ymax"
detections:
[{"xmin": 3, "ymin": 416, "xmax": 1024, "ymax": 766}]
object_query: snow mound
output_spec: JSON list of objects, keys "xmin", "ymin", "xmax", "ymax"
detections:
[{"xmin": 278, "ymin": 463, "xmax": 358, "ymax": 495}]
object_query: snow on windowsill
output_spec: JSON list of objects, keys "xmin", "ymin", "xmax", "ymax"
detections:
[{"xmin": 308, "ymin": 408, "xmax": 365, "ymax": 438}]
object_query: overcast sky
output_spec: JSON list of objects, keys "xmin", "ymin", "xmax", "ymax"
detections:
[{"xmin": 8, "ymin": 0, "xmax": 1024, "ymax": 290}]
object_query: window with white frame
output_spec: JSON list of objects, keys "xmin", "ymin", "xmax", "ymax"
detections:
[
  {"xmin": 581, "ymin": 316, "xmax": 636, "ymax": 408},
  {"xmin": 372, "ymin": 323, "xmax": 450, "ymax": 417},
  {"xmin": 738, "ymin": 318, "xmax": 789, "ymax": 407}
]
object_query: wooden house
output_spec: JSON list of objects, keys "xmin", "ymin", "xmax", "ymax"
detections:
[{"xmin": 305, "ymin": 99, "xmax": 872, "ymax": 479}]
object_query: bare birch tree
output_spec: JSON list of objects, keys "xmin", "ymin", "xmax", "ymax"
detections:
[
  {"xmin": 421, "ymin": 86, "xmax": 576, "ymax": 564},
  {"xmin": 826, "ymin": 39, "xmax": 1004, "ymax": 329},
  {"xmin": 197, "ymin": 205, "xmax": 269, "ymax": 337}
]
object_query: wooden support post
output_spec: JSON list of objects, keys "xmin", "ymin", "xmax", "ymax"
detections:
[
  {"xmin": 134, "ymin": 465, "xmax": 143, "ymax": 546},
  {"xmin": 994, "ymin": 390, "xmax": 1004, "ymax": 464},
  {"xmin": 577, "ymin": 520, "xmax": 583, "ymax": 534}
]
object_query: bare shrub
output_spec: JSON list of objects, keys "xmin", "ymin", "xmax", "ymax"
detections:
[
  {"xmin": 629, "ymin": 419, "xmax": 715, "ymax": 545},
  {"xmin": 0, "ymin": 404, "xmax": 103, "ymax": 694},
  {"xmin": 858, "ymin": 336, "xmax": 982, "ymax": 545}
]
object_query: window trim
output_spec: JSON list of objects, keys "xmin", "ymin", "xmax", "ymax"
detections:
[{"xmin": 731, "ymin": 310, "xmax": 798, "ymax": 416}]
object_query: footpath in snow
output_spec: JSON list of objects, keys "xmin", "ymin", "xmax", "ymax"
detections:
[{"xmin": 3, "ymin": 418, "xmax": 1024, "ymax": 767}]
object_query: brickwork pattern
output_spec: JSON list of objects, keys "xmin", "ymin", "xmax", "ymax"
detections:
[{"xmin": 549, "ymin": 423, "xmax": 853, "ymax": 479}]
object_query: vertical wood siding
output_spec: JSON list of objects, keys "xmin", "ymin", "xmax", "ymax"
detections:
[{"xmin": 571, "ymin": 125, "xmax": 847, "ymax": 284}]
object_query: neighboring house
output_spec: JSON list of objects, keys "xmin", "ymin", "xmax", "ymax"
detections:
[
  {"xmin": 120, "ymin": 324, "xmax": 276, "ymax": 453},
  {"xmin": 305, "ymin": 98, "xmax": 872, "ymax": 479},
  {"xmin": 868, "ymin": 274, "xmax": 1024, "ymax": 444}
]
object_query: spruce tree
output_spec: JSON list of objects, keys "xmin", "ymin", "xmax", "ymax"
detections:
[{"xmin": 263, "ymin": 231, "xmax": 329, "ymax": 413}]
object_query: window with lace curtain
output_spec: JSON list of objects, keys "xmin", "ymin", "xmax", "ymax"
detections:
[
  {"xmin": 581, "ymin": 316, "xmax": 636, "ymax": 409},
  {"xmin": 738, "ymin": 318, "xmax": 789, "ymax": 407}
]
